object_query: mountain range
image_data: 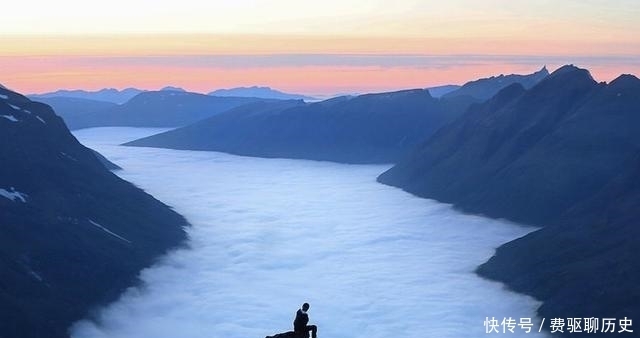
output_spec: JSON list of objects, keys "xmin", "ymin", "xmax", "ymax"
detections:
[
  {"xmin": 25, "ymin": 96, "xmax": 118, "ymax": 130},
  {"xmin": 378, "ymin": 65, "xmax": 640, "ymax": 331},
  {"xmin": 124, "ymin": 90, "xmax": 476, "ymax": 163},
  {"xmin": 124, "ymin": 69, "xmax": 549, "ymax": 164},
  {"xmin": 6, "ymin": 64, "xmax": 637, "ymax": 337},
  {"xmin": 29, "ymin": 86, "xmax": 189, "ymax": 105},
  {"xmin": 208, "ymin": 86, "xmax": 317, "ymax": 101},
  {"xmin": 444, "ymin": 66, "xmax": 549, "ymax": 100},
  {"xmin": 37, "ymin": 91, "xmax": 274, "ymax": 130},
  {"xmin": 0, "ymin": 86, "xmax": 188, "ymax": 338},
  {"xmin": 33, "ymin": 73, "xmax": 552, "ymax": 133},
  {"xmin": 29, "ymin": 88, "xmax": 145, "ymax": 104}
]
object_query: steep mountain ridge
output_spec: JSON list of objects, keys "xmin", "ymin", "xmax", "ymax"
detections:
[
  {"xmin": 125, "ymin": 89, "xmax": 477, "ymax": 163},
  {"xmin": 0, "ymin": 87, "xmax": 188, "ymax": 338},
  {"xmin": 378, "ymin": 66, "xmax": 640, "ymax": 333},
  {"xmin": 444, "ymin": 66, "xmax": 549, "ymax": 100}
]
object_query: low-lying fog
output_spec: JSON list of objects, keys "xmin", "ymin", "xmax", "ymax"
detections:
[{"xmin": 71, "ymin": 127, "xmax": 548, "ymax": 338}]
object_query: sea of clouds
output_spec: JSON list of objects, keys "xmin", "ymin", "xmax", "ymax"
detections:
[{"xmin": 70, "ymin": 127, "xmax": 549, "ymax": 338}]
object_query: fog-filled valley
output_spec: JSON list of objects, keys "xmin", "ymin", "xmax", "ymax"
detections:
[{"xmin": 69, "ymin": 128, "xmax": 549, "ymax": 338}]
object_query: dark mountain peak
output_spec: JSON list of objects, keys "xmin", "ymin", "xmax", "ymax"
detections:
[
  {"xmin": 549, "ymin": 64, "xmax": 593, "ymax": 80},
  {"xmin": 609, "ymin": 74, "xmax": 640, "ymax": 88},
  {"xmin": 537, "ymin": 65, "xmax": 549, "ymax": 76},
  {"xmin": 531, "ymin": 65, "xmax": 597, "ymax": 94},
  {"xmin": 553, "ymin": 64, "xmax": 579, "ymax": 72},
  {"xmin": 443, "ymin": 67, "xmax": 549, "ymax": 100},
  {"xmin": 601, "ymin": 74, "xmax": 640, "ymax": 101}
]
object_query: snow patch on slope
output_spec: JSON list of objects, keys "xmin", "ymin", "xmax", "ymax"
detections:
[
  {"xmin": 8, "ymin": 103, "xmax": 22, "ymax": 110},
  {"xmin": 27, "ymin": 267, "xmax": 44, "ymax": 282},
  {"xmin": 0, "ymin": 187, "xmax": 28, "ymax": 202},
  {"xmin": 1, "ymin": 115, "xmax": 19, "ymax": 122},
  {"xmin": 88, "ymin": 219, "xmax": 132, "ymax": 244}
]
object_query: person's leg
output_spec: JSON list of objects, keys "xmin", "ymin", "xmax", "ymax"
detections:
[
  {"xmin": 270, "ymin": 331, "xmax": 297, "ymax": 338},
  {"xmin": 307, "ymin": 325, "xmax": 317, "ymax": 338}
]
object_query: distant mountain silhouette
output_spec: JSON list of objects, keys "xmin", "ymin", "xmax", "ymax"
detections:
[
  {"xmin": 209, "ymin": 86, "xmax": 317, "ymax": 101},
  {"xmin": 27, "ymin": 96, "xmax": 117, "ymax": 130},
  {"xmin": 160, "ymin": 86, "xmax": 186, "ymax": 92},
  {"xmin": 30, "ymin": 88, "xmax": 145, "ymax": 104},
  {"xmin": 125, "ymin": 90, "xmax": 477, "ymax": 163},
  {"xmin": 443, "ymin": 66, "xmax": 549, "ymax": 100},
  {"xmin": 0, "ymin": 86, "xmax": 187, "ymax": 338},
  {"xmin": 58, "ymin": 91, "xmax": 273, "ymax": 130},
  {"xmin": 378, "ymin": 65, "xmax": 640, "ymax": 328},
  {"xmin": 426, "ymin": 84, "xmax": 460, "ymax": 98}
]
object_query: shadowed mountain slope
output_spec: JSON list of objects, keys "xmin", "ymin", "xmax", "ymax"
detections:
[
  {"xmin": 125, "ymin": 90, "xmax": 477, "ymax": 163},
  {"xmin": 55, "ymin": 91, "xmax": 271, "ymax": 130},
  {"xmin": 1, "ymin": 87, "xmax": 188, "ymax": 338},
  {"xmin": 444, "ymin": 66, "xmax": 549, "ymax": 100},
  {"xmin": 379, "ymin": 66, "xmax": 640, "ymax": 334}
]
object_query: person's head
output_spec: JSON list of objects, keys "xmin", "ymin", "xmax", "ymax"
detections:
[{"xmin": 302, "ymin": 303, "xmax": 310, "ymax": 312}]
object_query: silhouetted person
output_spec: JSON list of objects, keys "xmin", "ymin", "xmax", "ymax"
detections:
[
  {"xmin": 265, "ymin": 303, "xmax": 318, "ymax": 338},
  {"xmin": 294, "ymin": 303, "xmax": 317, "ymax": 338}
]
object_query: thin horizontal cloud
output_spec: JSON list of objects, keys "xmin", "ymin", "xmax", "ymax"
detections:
[
  {"xmin": 2, "ymin": 54, "xmax": 639, "ymax": 95},
  {"xmin": 6, "ymin": 54, "xmax": 640, "ymax": 69}
]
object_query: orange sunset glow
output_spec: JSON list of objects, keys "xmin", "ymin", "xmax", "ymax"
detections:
[{"xmin": 2, "ymin": 1, "xmax": 639, "ymax": 95}]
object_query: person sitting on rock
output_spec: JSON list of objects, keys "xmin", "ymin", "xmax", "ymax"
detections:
[
  {"xmin": 265, "ymin": 302, "xmax": 318, "ymax": 338},
  {"xmin": 294, "ymin": 303, "xmax": 317, "ymax": 338}
]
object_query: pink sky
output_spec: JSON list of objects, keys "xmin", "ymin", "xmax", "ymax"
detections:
[
  {"xmin": 2, "ymin": 1, "xmax": 639, "ymax": 95},
  {"xmin": 2, "ymin": 51, "xmax": 638, "ymax": 96}
]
